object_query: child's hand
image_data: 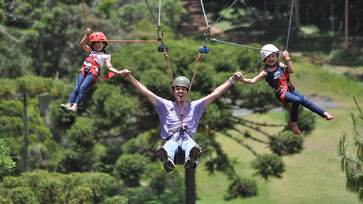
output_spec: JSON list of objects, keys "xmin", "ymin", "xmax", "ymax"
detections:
[
  {"xmin": 118, "ymin": 69, "xmax": 131, "ymax": 78},
  {"xmin": 233, "ymin": 72, "xmax": 244, "ymax": 81},
  {"xmin": 86, "ymin": 28, "xmax": 91, "ymax": 36},
  {"xmin": 282, "ymin": 50, "xmax": 290, "ymax": 61}
]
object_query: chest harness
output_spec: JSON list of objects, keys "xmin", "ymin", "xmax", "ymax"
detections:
[
  {"xmin": 80, "ymin": 55, "xmax": 116, "ymax": 87},
  {"xmin": 275, "ymin": 67, "xmax": 294, "ymax": 107}
]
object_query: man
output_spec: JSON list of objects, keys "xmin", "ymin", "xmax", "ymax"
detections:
[{"xmin": 123, "ymin": 71, "xmax": 243, "ymax": 172}]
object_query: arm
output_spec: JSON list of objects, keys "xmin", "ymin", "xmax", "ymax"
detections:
[
  {"xmin": 105, "ymin": 58, "xmax": 122, "ymax": 74},
  {"xmin": 240, "ymin": 70, "xmax": 266, "ymax": 84},
  {"xmin": 124, "ymin": 73, "xmax": 158, "ymax": 106},
  {"xmin": 203, "ymin": 72, "xmax": 243, "ymax": 108},
  {"xmin": 80, "ymin": 28, "xmax": 91, "ymax": 54},
  {"xmin": 282, "ymin": 50, "xmax": 294, "ymax": 73}
]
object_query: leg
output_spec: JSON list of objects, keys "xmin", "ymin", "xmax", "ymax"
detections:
[
  {"xmin": 156, "ymin": 139, "xmax": 179, "ymax": 172},
  {"xmin": 68, "ymin": 72, "xmax": 85, "ymax": 104},
  {"xmin": 182, "ymin": 138, "xmax": 201, "ymax": 169},
  {"xmin": 278, "ymin": 91, "xmax": 302, "ymax": 134},
  {"xmin": 74, "ymin": 74, "xmax": 95, "ymax": 106},
  {"xmin": 60, "ymin": 72, "xmax": 85, "ymax": 113}
]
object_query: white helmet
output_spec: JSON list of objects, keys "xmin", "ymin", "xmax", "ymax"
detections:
[{"xmin": 260, "ymin": 44, "xmax": 279, "ymax": 61}]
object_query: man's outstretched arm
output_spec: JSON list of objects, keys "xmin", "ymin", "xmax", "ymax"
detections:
[
  {"xmin": 203, "ymin": 72, "xmax": 243, "ymax": 108},
  {"xmin": 124, "ymin": 72, "xmax": 158, "ymax": 106}
]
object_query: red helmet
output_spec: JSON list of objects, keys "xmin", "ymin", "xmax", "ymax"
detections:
[{"xmin": 89, "ymin": 32, "xmax": 108, "ymax": 45}]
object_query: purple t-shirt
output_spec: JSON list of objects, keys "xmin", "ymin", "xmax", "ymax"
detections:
[{"xmin": 154, "ymin": 97, "xmax": 205, "ymax": 139}]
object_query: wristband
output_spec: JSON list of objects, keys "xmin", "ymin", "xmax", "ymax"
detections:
[{"xmin": 229, "ymin": 77, "xmax": 235, "ymax": 84}]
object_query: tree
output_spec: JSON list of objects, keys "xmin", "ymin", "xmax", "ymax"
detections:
[
  {"xmin": 0, "ymin": 139, "xmax": 16, "ymax": 180},
  {"xmin": 338, "ymin": 97, "xmax": 363, "ymax": 202}
]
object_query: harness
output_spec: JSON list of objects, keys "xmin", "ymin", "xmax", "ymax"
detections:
[
  {"xmin": 275, "ymin": 68, "xmax": 294, "ymax": 106},
  {"xmin": 165, "ymin": 126, "xmax": 190, "ymax": 140},
  {"xmin": 80, "ymin": 55, "xmax": 116, "ymax": 87}
]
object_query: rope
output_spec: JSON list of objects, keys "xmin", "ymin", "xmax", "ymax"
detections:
[
  {"xmin": 179, "ymin": 53, "xmax": 203, "ymax": 128},
  {"xmin": 285, "ymin": 0, "xmax": 295, "ymax": 51},
  {"xmin": 200, "ymin": 0, "xmax": 210, "ymax": 28},
  {"xmin": 81, "ymin": 0, "xmax": 89, "ymax": 28},
  {"xmin": 211, "ymin": 38, "xmax": 281, "ymax": 54},
  {"xmin": 158, "ymin": 0, "xmax": 162, "ymax": 27},
  {"xmin": 145, "ymin": 0, "xmax": 159, "ymax": 28},
  {"xmin": 99, "ymin": 39, "xmax": 160, "ymax": 43},
  {"xmin": 208, "ymin": 0, "xmax": 238, "ymax": 30}
]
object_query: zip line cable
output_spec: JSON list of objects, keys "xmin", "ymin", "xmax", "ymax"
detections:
[
  {"xmin": 208, "ymin": 0, "xmax": 238, "ymax": 30},
  {"xmin": 211, "ymin": 38, "xmax": 281, "ymax": 54},
  {"xmin": 285, "ymin": 0, "xmax": 295, "ymax": 51},
  {"xmin": 211, "ymin": 0, "xmax": 295, "ymax": 53}
]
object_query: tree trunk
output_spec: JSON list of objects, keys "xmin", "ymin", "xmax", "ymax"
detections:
[
  {"xmin": 23, "ymin": 93, "xmax": 30, "ymax": 172},
  {"xmin": 185, "ymin": 168, "xmax": 196, "ymax": 204},
  {"xmin": 294, "ymin": 0, "xmax": 300, "ymax": 28},
  {"xmin": 344, "ymin": 0, "xmax": 349, "ymax": 49},
  {"xmin": 37, "ymin": 34, "xmax": 44, "ymax": 76}
]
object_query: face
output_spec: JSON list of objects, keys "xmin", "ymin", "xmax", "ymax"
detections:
[
  {"xmin": 92, "ymin": 41, "xmax": 106, "ymax": 51},
  {"xmin": 265, "ymin": 53, "xmax": 278, "ymax": 66},
  {"xmin": 173, "ymin": 86, "xmax": 188, "ymax": 103}
]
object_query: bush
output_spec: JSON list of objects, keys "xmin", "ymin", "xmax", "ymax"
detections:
[
  {"xmin": 269, "ymin": 130, "xmax": 304, "ymax": 155},
  {"xmin": 251, "ymin": 153, "xmax": 285, "ymax": 180}
]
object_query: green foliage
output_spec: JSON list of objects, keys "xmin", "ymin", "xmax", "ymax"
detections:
[
  {"xmin": 104, "ymin": 195, "xmax": 128, "ymax": 204},
  {"xmin": 113, "ymin": 153, "xmax": 150, "ymax": 187},
  {"xmin": 0, "ymin": 170, "xmax": 114, "ymax": 203},
  {"xmin": 269, "ymin": 130, "xmax": 304, "ymax": 155},
  {"xmin": 251, "ymin": 153, "xmax": 285, "ymax": 180},
  {"xmin": 224, "ymin": 178, "xmax": 257, "ymax": 200},
  {"xmin": 338, "ymin": 97, "xmax": 363, "ymax": 202},
  {"xmin": 0, "ymin": 139, "xmax": 16, "ymax": 179}
]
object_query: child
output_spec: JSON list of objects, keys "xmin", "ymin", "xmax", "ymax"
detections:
[
  {"xmin": 60, "ymin": 28, "xmax": 129, "ymax": 113},
  {"xmin": 238, "ymin": 44, "xmax": 334, "ymax": 134}
]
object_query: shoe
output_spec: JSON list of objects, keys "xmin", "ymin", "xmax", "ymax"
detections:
[
  {"xmin": 164, "ymin": 159, "xmax": 175, "ymax": 172},
  {"xmin": 68, "ymin": 106, "xmax": 77, "ymax": 114},
  {"xmin": 156, "ymin": 146, "xmax": 175, "ymax": 172},
  {"xmin": 289, "ymin": 122, "xmax": 300, "ymax": 134},
  {"xmin": 324, "ymin": 112, "xmax": 334, "ymax": 120},
  {"xmin": 59, "ymin": 104, "xmax": 69, "ymax": 113},
  {"xmin": 184, "ymin": 145, "xmax": 201, "ymax": 169}
]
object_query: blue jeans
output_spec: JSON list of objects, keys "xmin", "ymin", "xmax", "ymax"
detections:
[
  {"xmin": 276, "ymin": 88, "xmax": 325, "ymax": 122},
  {"xmin": 163, "ymin": 136, "xmax": 199, "ymax": 167},
  {"xmin": 68, "ymin": 70, "xmax": 95, "ymax": 105}
]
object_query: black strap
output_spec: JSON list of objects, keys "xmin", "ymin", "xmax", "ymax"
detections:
[{"xmin": 165, "ymin": 126, "xmax": 189, "ymax": 140}]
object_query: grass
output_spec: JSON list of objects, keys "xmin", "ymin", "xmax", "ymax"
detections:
[{"xmin": 195, "ymin": 60, "xmax": 362, "ymax": 203}]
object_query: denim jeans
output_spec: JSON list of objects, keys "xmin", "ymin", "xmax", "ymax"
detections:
[
  {"xmin": 163, "ymin": 136, "xmax": 199, "ymax": 167},
  {"xmin": 68, "ymin": 70, "xmax": 95, "ymax": 105},
  {"xmin": 276, "ymin": 88, "xmax": 325, "ymax": 122}
]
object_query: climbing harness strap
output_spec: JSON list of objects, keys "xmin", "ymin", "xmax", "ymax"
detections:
[
  {"xmin": 275, "ymin": 69, "xmax": 294, "ymax": 107},
  {"xmin": 80, "ymin": 55, "xmax": 116, "ymax": 87},
  {"xmin": 165, "ymin": 126, "xmax": 190, "ymax": 140}
]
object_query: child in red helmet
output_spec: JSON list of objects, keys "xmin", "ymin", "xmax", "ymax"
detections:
[
  {"xmin": 60, "ymin": 28, "xmax": 130, "ymax": 113},
  {"xmin": 238, "ymin": 44, "xmax": 334, "ymax": 134}
]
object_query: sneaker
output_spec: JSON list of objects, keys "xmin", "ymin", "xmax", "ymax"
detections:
[
  {"xmin": 156, "ymin": 146, "xmax": 175, "ymax": 172},
  {"xmin": 324, "ymin": 112, "xmax": 334, "ymax": 120},
  {"xmin": 289, "ymin": 122, "xmax": 300, "ymax": 134},
  {"xmin": 184, "ymin": 145, "xmax": 201, "ymax": 169},
  {"xmin": 156, "ymin": 146, "xmax": 168, "ymax": 163},
  {"xmin": 164, "ymin": 159, "xmax": 175, "ymax": 172},
  {"xmin": 68, "ymin": 106, "xmax": 77, "ymax": 114},
  {"xmin": 59, "ymin": 104, "xmax": 69, "ymax": 113}
]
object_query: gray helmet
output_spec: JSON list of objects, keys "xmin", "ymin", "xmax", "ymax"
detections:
[
  {"xmin": 260, "ymin": 44, "xmax": 279, "ymax": 61},
  {"xmin": 173, "ymin": 76, "xmax": 190, "ymax": 89}
]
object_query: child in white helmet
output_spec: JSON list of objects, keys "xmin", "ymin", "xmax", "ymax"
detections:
[
  {"xmin": 60, "ymin": 28, "xmax": 130, "ymax": 113},
  {"xmin": 238, "ymin": 44, "xmax": 334, "ymax": 134}
]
